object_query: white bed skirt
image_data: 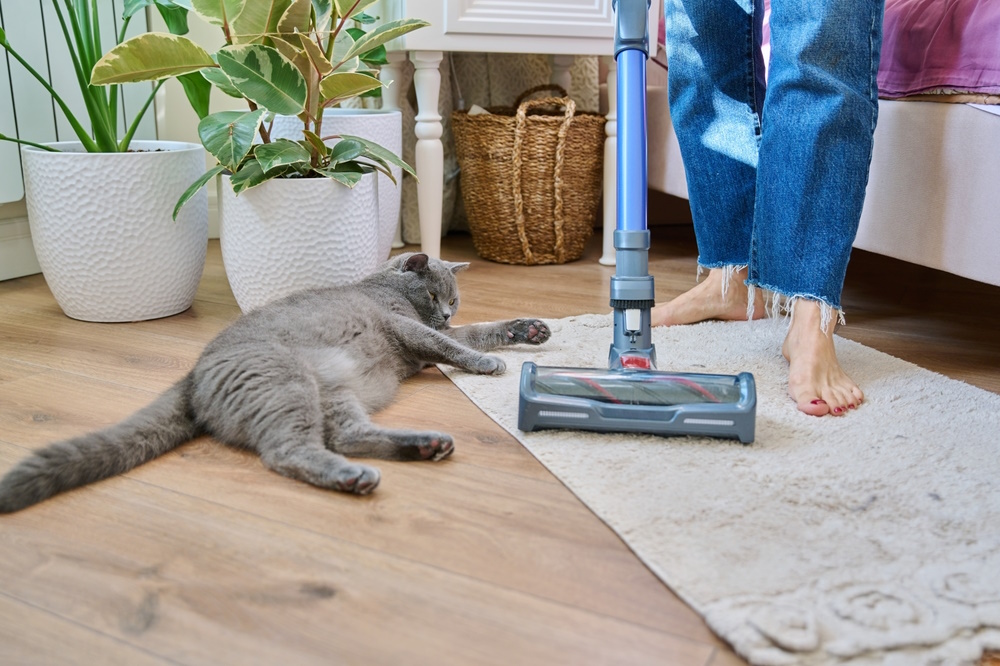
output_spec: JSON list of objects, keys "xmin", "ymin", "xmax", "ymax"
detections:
[{"xmin": 856, "ymin": 101, "xmax": 1000, "ymax": 287}]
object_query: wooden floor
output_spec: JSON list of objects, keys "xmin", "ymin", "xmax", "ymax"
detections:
[{"xmin": 2, "ymin": 214, "xmax": 999, "ymax": 665}]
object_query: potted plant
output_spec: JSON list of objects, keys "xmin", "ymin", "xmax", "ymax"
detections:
[
  {"xmin": 0, "ymin": 1, "xmax": 211, "ymax": 323},
  {"xmin": 94, "ymin": 0, "xmax": 427, "ymax": 312}
]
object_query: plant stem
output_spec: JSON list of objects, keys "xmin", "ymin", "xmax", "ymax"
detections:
[
  {"xmin": 0, "ymin": 134, "xmax": 61, "ymax": 152},
  {"xmin": 326, "ymin": 0, "xmax": 362, "ymax": 60},
  {"xmin": 119, "ymin": 80, "xmax": 165, "ymax": 152},
  {"xmin": 246, "ymin": 101, "xmax": 271, "ymax": 143},
  {"xmin": 110, "ymin": 17, "xmax": 132, "ymax": 135},
  {"xmin": 0, "ymin": 39, "xmax": 99, "ymax": 152},
  {"xmin": 89, "ymin": 0, "xmax": 102, "ymax": 70},
  {"xmin": 53, "ymin": 0, "xmax": 117, "ymax": 150}
]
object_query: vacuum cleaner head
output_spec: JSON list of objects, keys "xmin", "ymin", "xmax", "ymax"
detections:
[{"xmin": 518, "ymin": 362, "xmax": 756, "ymax": 443}]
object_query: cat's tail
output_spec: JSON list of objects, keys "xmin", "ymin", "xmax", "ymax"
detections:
[{"xmin": 0, "ymin": 375, "xmax": 199, "ymax": 513}]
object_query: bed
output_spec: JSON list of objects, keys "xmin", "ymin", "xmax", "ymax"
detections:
[{"xmin": 643, "ymin": 0, "xmax": 1000, "ymax": 287}]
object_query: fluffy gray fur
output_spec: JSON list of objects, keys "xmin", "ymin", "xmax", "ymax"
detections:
[{"xmin": 0, "ymin": 253, "xmax": 550, "ymax": 513}]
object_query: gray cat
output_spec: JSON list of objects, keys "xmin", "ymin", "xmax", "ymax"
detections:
[{"xmin": 0, "ymin": 253, "xmax": 550, "ymax": 513}]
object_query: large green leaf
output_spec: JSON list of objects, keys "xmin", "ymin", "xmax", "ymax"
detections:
[
  {"xmin": 318, "ymin": 71, "xmax": 381, "ymax": 103},
  {"xmin": 343, "ymin": 19, "xmax": 429, "ymax": 61},
  {"xmin": 217, "ymin": 44, "xmax": 307, "ymax": 115},
  {"xmin": 155, "ymin": 2, "xmax": 190, "ymax": 35},
  {"xmin": 198, "ymin": 108, "xmax": 266, "ymax": 169},
  {"xmin": 231, "ymin": 0, "xmax": 292, "ymax": 43},
  {"xmin": 332, "ymin": 0, "xmax": 377, "ymax": 20},
  {"xmin": 125, "ymin": 0, "xmax": 192, "ymax": 30},
  {"xmin": 91, "ymin": 33, "xmax": 215, "ymax": 84},
  {"xmin": 173, "ymin": 164, "xmax": 226, "ymax": 220},
  {"xmin": 327, "ymin": 138, "xmax": 362, "ymax": 166},
  {"xmin": 201, "ymin": 66, "xmax": 243, "ymax": 98},
  {"xmin": 178, "ymin": 70, "xmax": 212, "ymax": 118},
  {"xmin": 0, "ymin": 27, "xmax": 6, "ymax": 46},
  {"xmin": 191, "ymin": 0, "xmax": 245, "ymax": 26},
  {"xmin": 254, "ymin": 138, "xmax": 311, "ymax": 173},
  {"xmin": 341, "ymin": 133, "xmax": 415, "ymax": 177}
]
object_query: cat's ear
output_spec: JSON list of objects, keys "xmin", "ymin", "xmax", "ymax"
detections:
[
  {"xmin": 402, "ymin": 253, "xmax": 429, "ymax": 273},
  {"xmin": 445, "ymin": 261, "xmax": 470, "ymax": 274}
]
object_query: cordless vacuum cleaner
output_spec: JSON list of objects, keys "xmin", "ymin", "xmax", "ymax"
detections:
[{"xmin": 518, "ymin": 0, "xmax": 756, "ymax": 444}]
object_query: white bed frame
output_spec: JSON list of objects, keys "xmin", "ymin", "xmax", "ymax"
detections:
[{"xmin": 642, "ymin": 88, "xmax": 1000, "ymax": 287}]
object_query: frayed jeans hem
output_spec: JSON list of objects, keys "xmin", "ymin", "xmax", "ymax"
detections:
[{"xmin": 746, "ymin": 282, "xmax": 846, "ymax": 332}]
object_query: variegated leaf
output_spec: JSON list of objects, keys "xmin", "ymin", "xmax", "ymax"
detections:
[
  {"xmin": 342, "ymin": 133, "xmax": 415, "ymax": 177},
  {"xmin": 254, "ymin": 138, "xmax": 312, "ymax": 173},
  {"xmin": 198, "ymin": 108, "xmax": 266, "ymax": 169},
  {"xmin": 201, "ymin": 66, "xmax": 243, "ymax": 98},
  {"xmin": 191, "ymin": 0, "xmax": 245, "ymax": 26},
  {"xmin": 318, "ymin": 71, "xmax": 381, "ymax": 104},
  {"xmin": 332, "ymin": 0, "xmax": 377, "ymax": 20},
  {"xmin": 343, "ymin": 19, "xmax": 429, "ymax": 61},
  {"xmin": 231, "ymin": 0, "xmax": 292, "ymax": 43},
  {"xmin": 91, "ymin": 33, "xmax": 215, "ymax": 84},
  {"xmin": 217, "ymin": 44, "xmax": 307, "ymax": 115},
  {"xmin": 278, "ymin": 0, "xmax": 311, "ymax": 35},
  {"xmin": 298, "ymin": 32, "xmax": 333, "ymax": 76}
]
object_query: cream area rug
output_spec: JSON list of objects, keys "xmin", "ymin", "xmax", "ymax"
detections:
[{"xmin": 441, "ymin": 313, "xmax": 1000, "ymax": 666}]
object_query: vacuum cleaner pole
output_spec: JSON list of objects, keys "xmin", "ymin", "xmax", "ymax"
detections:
[
  {"xmin": 517, "ymin": 0, "xmax": 756, "ymax": 444},
  {"xmin": 609, "ymin": 0, "xmax": 656, "ymax": 371}
]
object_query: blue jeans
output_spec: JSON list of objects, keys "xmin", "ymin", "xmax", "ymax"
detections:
[{"xmin": 663, "ymin": 0, "xmax": 885, "ymax": 312}]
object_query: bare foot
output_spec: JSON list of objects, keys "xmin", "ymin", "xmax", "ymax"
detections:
[
  {"xmin": 651, "ymin": 267, "xmax": 766, "ymax": 327},
  {"xmin": 782, "ymin": 300, "xmax": 864, "ymax": 416}
]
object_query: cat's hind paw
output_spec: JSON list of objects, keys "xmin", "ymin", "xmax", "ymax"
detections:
[
  {"xmin": 507, "ymin": 319, "xmax": 551, "ymax": 345},
  {"xmin": 419, "ymin": 435, "xmax": 455, "ymax": 461}
]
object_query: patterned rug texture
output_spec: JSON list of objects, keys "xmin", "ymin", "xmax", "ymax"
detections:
[{"xmin": 442, "ymin": 313, "xmax": 1000, "ymax": 666}]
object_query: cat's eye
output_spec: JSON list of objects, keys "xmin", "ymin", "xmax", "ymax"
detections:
[
  {"xmin": 448, "ymin": 298, "xmax": 455, "ymax": 306},
  {"xmin": 428, "ymin": 292, "xmax": 436, "ymax": 301}
]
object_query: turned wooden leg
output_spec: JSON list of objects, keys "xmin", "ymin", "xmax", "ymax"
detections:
[{"xmin": 410, "ymin": 50, "xmax": 444, "ymax": 259}]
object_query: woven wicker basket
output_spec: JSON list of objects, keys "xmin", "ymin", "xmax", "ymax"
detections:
[{"xmin": 452, "ymin": 85, "xmax": 606, "ymax": 265}]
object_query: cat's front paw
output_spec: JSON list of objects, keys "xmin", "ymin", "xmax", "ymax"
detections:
[
  {"xmin": 476, "ymin": 355, "xmax": 506, "ymax": 375},
  {"xmin": 506, "ymin": 319, "xmax": 551, "ymax": 345},
  {"xmin": 332, "ymin": 463, "xmax": 381, "ymax": 495}
]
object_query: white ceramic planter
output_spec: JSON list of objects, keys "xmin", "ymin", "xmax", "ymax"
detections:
[
  {"xmin": 269, "ymin": 109, "xmax": 402, "ymax": 261},
  {"xmin": 218, "ymin": 173, "xmax": 380, "ymax": 313},
  {"xmin": 21, "ymin": 141, "xmax": 209, "ymax": 322}
]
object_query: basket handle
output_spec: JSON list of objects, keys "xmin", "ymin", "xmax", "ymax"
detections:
[
  {"xmin": 511, "ymin": 94, "xmax": 576, "ymax": 264},
  {"xmin": 513, "ymin": 84, "xmax": 569, "ymax": 109}
]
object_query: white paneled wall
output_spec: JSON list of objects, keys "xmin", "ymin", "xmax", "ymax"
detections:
[{"xmin": 0, "ymin": 0, "xmax": 156, "ymax": 280}]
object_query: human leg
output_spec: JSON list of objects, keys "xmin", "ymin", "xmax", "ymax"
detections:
[
  {"xmin": 753, "ymin": 0, "xmax": 885, "ymax": 415},
  {"xmin": 652, "ymin": 0, "xmax": 767, "ymax": 326}
]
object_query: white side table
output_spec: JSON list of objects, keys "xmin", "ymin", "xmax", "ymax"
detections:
[{"xmin": 375, "ymin": 0, "xmax": 659, "ymax": 264}]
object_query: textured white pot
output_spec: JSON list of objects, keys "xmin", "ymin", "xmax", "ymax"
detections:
[
  {"xmin": 270, "ymin": 109, "xmax": 402, "ymax": 261},
  {"xmin": 21, "ymin": 141, "xmax": 209, "ymax": 322},
  {"xmin": 218, "ymin": 173, "xmax": 379, "ymax": 313}
]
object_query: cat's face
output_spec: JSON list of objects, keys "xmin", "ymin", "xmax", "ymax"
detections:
[{"xmin": 396, "ymin": 253, "xmax": 469, "ymax": 330}]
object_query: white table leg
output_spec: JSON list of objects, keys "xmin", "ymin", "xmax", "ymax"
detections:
[
  {"xmin": 550, "ymin": 54, "xmax": 575, "ymax": 94},
  {"xmin": 409, "ymin": 50, "xmax": 444, "ymax": 260},
  {"xmin": 600, "ymin": 56, "xmax": 618, "ymax": 266},
  {"xmin": 381, "ymin": 50, "xmax": 407, "ymax": 249}
]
